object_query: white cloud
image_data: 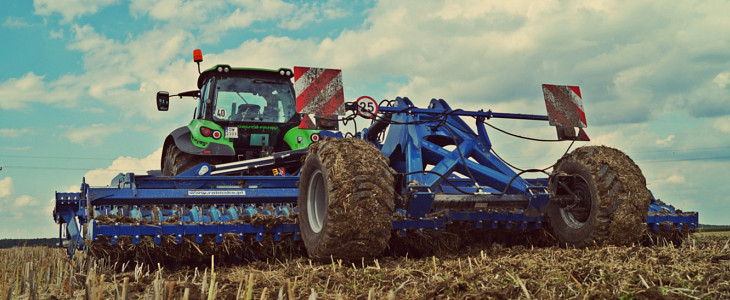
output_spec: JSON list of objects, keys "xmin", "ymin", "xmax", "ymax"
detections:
[
  {"xmin": 237, "ymin": 0, "xmax": 730, "ymax": 126},
  {"xmin": 64, "ymin": 124, "xmax": 123, "ymax": 146},
  {"xmin": 278, "ymin": 1, "xmax": 347, "ymax": 30},
  {"xmin": 13, "ymin": 195, "xmax": 39, "ymax": 207},
  {"xmin": 0, "ymin": 73, "xmax": 48, "ymax": 109},
  {"xmin": 83, "ymin": 148, "xmax": 162, "ymax": 186},
  {"xmin": 129, "ymin": 0, "xmax": 224, "ymax": 23},
  {"xmin": 0, "ymin": 128, "xmax": 33, "ymax": 138},
  {"xmin": 655, "ymin": 135, "xmax": 675, "ymax": 146},
  {"xmin": 2, "ymin": 16, "xmax": 33, "ymax": 28},
  {"xmin": 49, "ymin": 29, "xmax": 64, "ymax": 39},
  {"xmin": 0, "ymin": 178, "xmax": 38, "ymax": 208},
  {"xmin": 62, "ymin": 24, "xmax": 198, "ymax": 120},
  {"xmin": 8, "ymin": 0, "xmax": 730, "ymax": 126},
  {"xmin": 0, "ymin": 72, "xmax": 83, "ymax": 110},
  {"xmin": 34, "ymin": 0, "xmax": 119, "ymax": 22},
  {"xmin": 714, "ymin": 117, "xmax": 730, "ymax": 134},
  {"xmin": 664, "ymin": 174, "xmax": 686, "ymax": 184},
  {"xmin": 713, "ymin": 71, "xmax": 730, "ymax": 89},
  {"xmin": 0, "ymin": 177, "xmax": 13, "ymax": 198},
  {"xmin": 196, "ymin": 1, "xmax": 295, "ymax": 42},
  {"xmin": 82, "ymin": 107, "xmax": 105, "ymax": 114}
]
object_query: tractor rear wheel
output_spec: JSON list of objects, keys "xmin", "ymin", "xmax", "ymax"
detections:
[
  {"xmin": 547, "ymin": 146, "xmax": 650, "ymax": 247},
  {"xmin": 162, "ymin": 144, "xmax": 207, "ymax": 176},
  {"xmin": 298, "ymin": 138, "xmax": 395, "ymax": 262}
]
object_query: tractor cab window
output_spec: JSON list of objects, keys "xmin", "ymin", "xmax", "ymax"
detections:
[
  {"xmin": 212, "ymin": 76, "xmax": 296, "ymax": 123},
  {"xmin": 197, "ymin": 79, "xmax": 211, "ymax": 119}
]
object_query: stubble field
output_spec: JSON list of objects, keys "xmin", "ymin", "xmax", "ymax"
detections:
[{"xmin": 1, "ymin": 231, "xmax": 728, "ymax": 299}]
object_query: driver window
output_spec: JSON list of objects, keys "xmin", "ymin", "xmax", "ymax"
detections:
[{"xmin": 198, "ymin": 81, "xmax": 209, "ymax": 119}]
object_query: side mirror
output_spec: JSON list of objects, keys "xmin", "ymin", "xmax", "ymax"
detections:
[{"xmin": 156, "ymin": 91, "xmax": 170, "ymax": 111}]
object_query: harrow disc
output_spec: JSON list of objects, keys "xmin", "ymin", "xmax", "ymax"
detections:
[{"xmin": 85, "ymin": 204, "xmax": 304, "ymax": 265}]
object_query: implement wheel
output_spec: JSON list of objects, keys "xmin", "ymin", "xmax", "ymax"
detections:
[
  {"xmin": 298, "ymin": 138, "xmax": 395, "ymax": 262},
  {"xmin": 547, "ymin": 146, "xmax": 650, "ymax": 247}
]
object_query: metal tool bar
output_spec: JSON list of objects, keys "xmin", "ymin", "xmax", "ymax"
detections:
[
  {"xmin": 432, "ymin": 194, "xmax": 529, "ymax": 209},
  {"xmin": 378, "ymin": 106, "xmax": 549, "ymax": 121}
]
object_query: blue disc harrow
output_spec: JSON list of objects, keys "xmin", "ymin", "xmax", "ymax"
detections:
[{"xmin": 54, "ymin": 95, "xmax": 698, "ymax": 260}]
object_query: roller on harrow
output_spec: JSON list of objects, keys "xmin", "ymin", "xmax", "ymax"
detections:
[{"xmin": 53, "ymin": 50, "xmax": 698, "ymax": 263}]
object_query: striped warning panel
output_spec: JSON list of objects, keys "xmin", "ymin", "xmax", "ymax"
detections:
[
  {"xmin": 294, "ymin": 67, "xmax": 345, "ymax": 129},
  {"xmin": 542, "ymin": 84, "xmax": 587, "ymax": 128}
]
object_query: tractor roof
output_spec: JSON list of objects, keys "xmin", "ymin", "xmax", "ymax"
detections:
[{"xmin": 197, "ymin": 64, "xmax": 294, "ymax": 88}]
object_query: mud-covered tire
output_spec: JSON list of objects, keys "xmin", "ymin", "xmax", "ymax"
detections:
[
  {"xmin": 298, "ymin": 138, "xmax": 395, "ymax": 262},
  {"xmin": 547, "ymin": 146, "xmax": 651, "ymax": 247},
  {"xmin": 162, "ymin": 144, "xmax": 207, "ymax": 176}
]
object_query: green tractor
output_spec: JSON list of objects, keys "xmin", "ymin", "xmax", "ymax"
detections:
[{"xmin": 156, "ymin": 50, "xmax": 321, "ymax": 176}]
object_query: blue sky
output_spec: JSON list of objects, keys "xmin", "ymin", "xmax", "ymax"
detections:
[{"xmin": 1, "ymin": 0, "xmax": 729, "ymax": 238}]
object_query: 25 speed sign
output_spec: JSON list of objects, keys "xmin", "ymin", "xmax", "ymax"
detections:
[{"xmin": 355, "ymin": 96, "xmax": 378, "ymax": 118}]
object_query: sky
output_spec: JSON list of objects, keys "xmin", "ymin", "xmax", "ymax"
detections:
[{"xmin": 1, "ymin": 0, "xmax": 729, "ymax": 239}]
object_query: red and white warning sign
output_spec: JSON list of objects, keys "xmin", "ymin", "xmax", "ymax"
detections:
[
  {"xmin": 294, "ymin": 67, "xmax": 345, "ymax": 129},
  {"xmin": 542, "ymin": 84, "xmax": 587, "ymax": 128}
]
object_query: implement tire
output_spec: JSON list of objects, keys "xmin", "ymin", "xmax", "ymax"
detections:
[
  {"xmin": 298, "ymin": 138, "xmax": 395, "ymax": 262},
  {"xmin": 162, "ymin": 144, "xmax": 207, "ymax": 176},
  {"xmin": 547, "ymin": 146, "xmax": 650, "ymax": 247}
]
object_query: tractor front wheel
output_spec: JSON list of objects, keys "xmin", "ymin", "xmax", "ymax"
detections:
[
  {"xmin": 298, "ymin": 138, "xmax": 395, "ymax": 262},
  {"xmin": 547, "ymin": 146, "xmax": 651, "ymax": 247},
  {"xmin": 162, "ymin": 144, "xmax": 208, "ymax": 176}
]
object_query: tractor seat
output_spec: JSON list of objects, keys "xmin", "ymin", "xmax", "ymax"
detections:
[{"xmin": 236, "ymin": 104, "xmax": 260, "ymax": 120}]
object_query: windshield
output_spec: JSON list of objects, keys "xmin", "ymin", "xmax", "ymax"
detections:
[{"xmin": 212, "ymin": 76, "xmax": 296, "ymax": 123}]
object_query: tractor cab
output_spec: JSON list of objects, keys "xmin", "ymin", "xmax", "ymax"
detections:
[
  {"xmin": 155, "ymin": 50, "xmax": 316, "ymax": 175},
  {"xmin": 196, "ymin": 66, "xmax": 298, "ymax": 125}
]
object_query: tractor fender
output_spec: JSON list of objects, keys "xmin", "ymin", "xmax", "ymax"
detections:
[{"xmin": 161, "ymin": 127, "xmax": 235, "ymax": 169}]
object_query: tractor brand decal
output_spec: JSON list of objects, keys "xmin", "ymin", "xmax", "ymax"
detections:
[
  {"xmin": 239, "ymin": 125, "xmax": 278, "ymax": 131},
  {"xmin": 542, "ymin": 84, "xmax": 587, "ymax": 128},
  {"xmin": 293, "ymin": 67, "xmax": 345, "ymax": 129},
  {"xmin": 188, "ymin": 190, "xmax": 246, "ymax": 196}
]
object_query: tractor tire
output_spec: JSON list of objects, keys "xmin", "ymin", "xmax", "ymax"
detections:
[
  {"xmin": 547, "ymin": 146, "xmax": 651, "ymax": 247},
  {"xmin": 298, "ymin": 138, "xmax": 396, "ymax": 262},
  {"xmin": 162, "ymin": 144, "xmax": 208, "ymax": 176}
]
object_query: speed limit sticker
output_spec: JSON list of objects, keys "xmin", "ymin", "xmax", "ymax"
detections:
[
  {"xmin": 215, "ymin": 108, "xmax": 227, "ymax": 119},
  {"xmin": 355, "ymin": 96, "xmax": 378, "ymax": 118}
]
